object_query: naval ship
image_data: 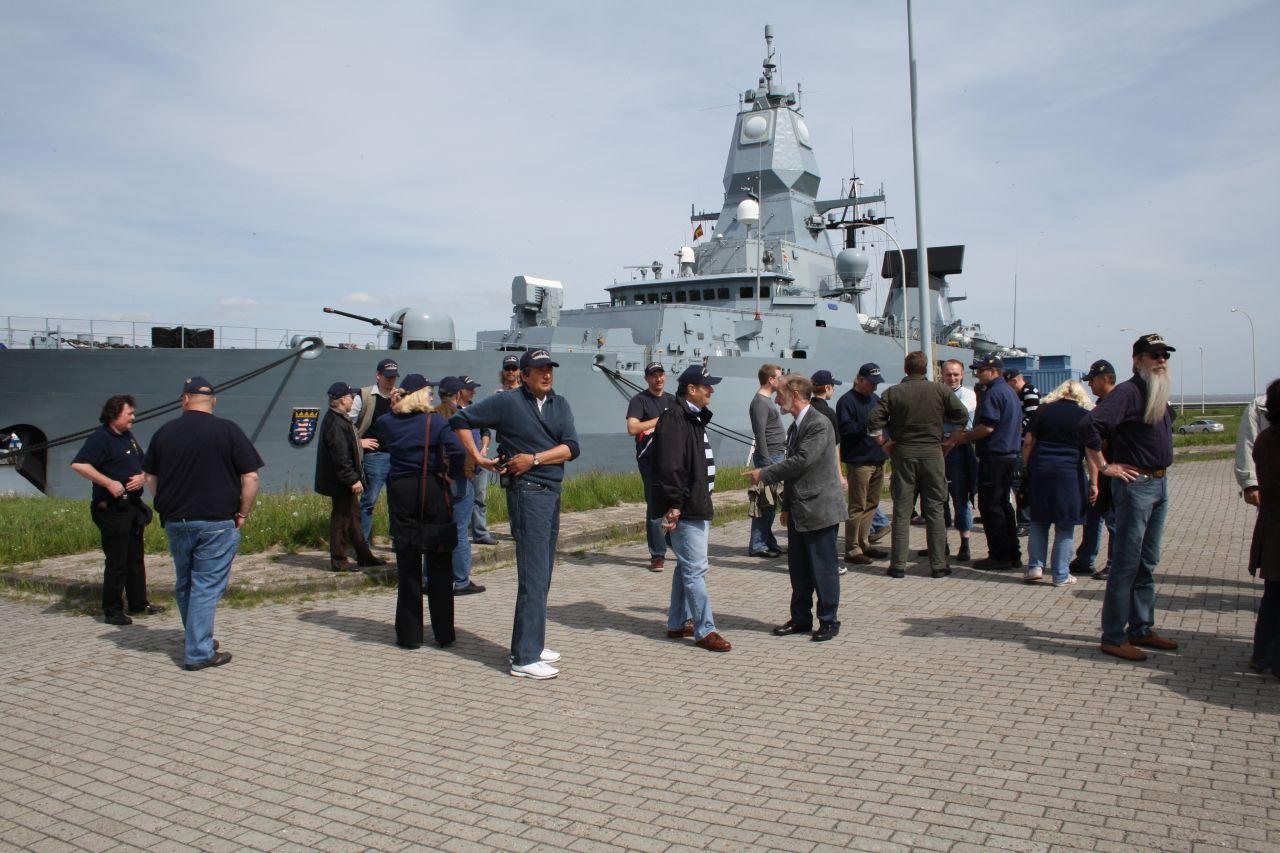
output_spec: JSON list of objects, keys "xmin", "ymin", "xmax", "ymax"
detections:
[{"xmin": 1, "ymin": 26, "xmax": 1034, "ymax": 499}]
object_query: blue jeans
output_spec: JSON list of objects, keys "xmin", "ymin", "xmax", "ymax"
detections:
[
  {"xmin": 1101, "ymin": 474, "xmax": 1168, "ymax": 645},
  {"xmin": 870, "ymin": 508, "xmax": 890, "ymax": 534},
  {"xmin": 668, "ymin": 518, "xmax": 716, "ymax": 640},
  {"xmin": 1029, "ymin": 522, "xmax": 1075, "ymax": 584},
  {"xmin": 640, "ymin": 476, "xmax": 670, "ymax": 559},
  {"xmin": 470, "ymin": 467, "xmax": 491, "ymax": 541},
  {"xmin": 451, "ymin": 478, "xmax": 476, "ymax": 589},
  {"xmin": 750, "ymin": 451, "xmax": 785, "ymax": 553},
  {"xmin": 506, "ymin": 480, "xmax": 560, "ymax": 666},
  {"xmin": 166, "ymin": 519, "xmax": 240, "ymax": 666},
  {"xmin": 360, "ymin": 451, "xmax": 391, "ymax": 544},
  {"xmin": 1076, "ymin": 503, "xmax": 1115, "ymax": 570}
]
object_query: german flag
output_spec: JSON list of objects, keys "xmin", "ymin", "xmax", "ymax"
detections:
[{"xmin": 693, "ymin": 224, "xmax": 704, "ymax": 241}]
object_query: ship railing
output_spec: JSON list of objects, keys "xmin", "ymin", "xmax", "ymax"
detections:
[{"xmin": 0, "ymin": 316, "xmax": 383, "ymax": 351}]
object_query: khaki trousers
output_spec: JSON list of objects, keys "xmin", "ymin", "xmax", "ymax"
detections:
[{"xmin": 844, "ymin": 462, "xmax": 885, "ymax": 557}]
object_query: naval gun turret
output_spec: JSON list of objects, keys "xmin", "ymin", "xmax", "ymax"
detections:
[{"xmin": 322, "ymin": 306, "xmax": 456, "ymax": 350}]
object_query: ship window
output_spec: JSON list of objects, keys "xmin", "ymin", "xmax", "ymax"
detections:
[
  {"xmin": 792, "ymin": 350, "xmax": 807, "ymax": 359},
  {"xmin": 815, "ymin": 319, "xmax": 826, "ymax": 327},
  {"xmin": 647, "ymin": 293, "xmax": 660, "ymax": 304},
  {"xmin": 687, "ymin": 290, "xmax": 700, "ymax": 302},
  {"xmin": 675, "ymin": 291, "xmax": 687, "ymax": 303},
  {"xmin": 703, "ymin": 288, "xmax": 716, "ymax": 300},
  {"xmin": 740, "ymin": 286, "xmax": 753, "ymax": 298},
  {"xmin": 660, "ymin": 292, "xmax": 672, "ymax": 303},
  {"xmin": 760, "ymin": 285, "xmax": 770, "ymax": 297},
  {"xmin": 717, "ymin": 288, "xmax": 729, "ymax": 299},
  {"xmin": 633, "ymin": 295, "xmax": 644, "ymax": 305}
]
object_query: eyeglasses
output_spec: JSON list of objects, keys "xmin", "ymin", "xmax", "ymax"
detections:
[
  {"xmin": 1143, "ymin": 351, "xmax": 1171, "ymax": 361},
  {"xmin": 502, "ymin": 366, "xmax": 519, "ymax": 371}
]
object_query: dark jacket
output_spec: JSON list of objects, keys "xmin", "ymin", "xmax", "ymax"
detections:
[
  {"xmin": 761, "ymin": 407, "xmax": 846, "ymax": 532},
  {"xmin": 315, "ymin": 408, "xmax": 364, "ymax": 497},
  {"xmin": 1249, "ymin": 426, "xmax": 1280, "ymax": 581},
  {"xmin": 648, "ymin": 401, "xmax": 715, "ymax": 521},
  {"xmin": 449, "ymin": 385, "xmax": 579, "ymax": 489},
  {"xmin": 836, "ymin": 387, "xmax": 887, "ymax": 464}
]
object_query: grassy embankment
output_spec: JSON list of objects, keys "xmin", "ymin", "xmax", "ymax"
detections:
[{"xmin": 0, "ymin": 465, "xmax": 755, "ymax": 567}]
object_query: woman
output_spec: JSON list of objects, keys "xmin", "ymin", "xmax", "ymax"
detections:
[
  {"xmin": 1022, "ymin": 379, "xmax": 1095, "ymax": 587},
  {"xmin": 372, "ymin": 373, "xmax": 464, "ymax": 649},
  {"xmin": 1247, "ymin": 378, "xmax": 1280, "ymax": 677}
]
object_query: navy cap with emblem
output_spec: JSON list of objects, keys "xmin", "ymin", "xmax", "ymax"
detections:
[
  {"xmin": 1132, "ymin": 333, "xmax": 1176, "ymax": 357},
  {"xmin": 398, "ymin": 373, "xmax": 435, "ymax": 395},
  {"xmin": 644, "ymin": 362, "xmax": 665, "ymax": 376},
  {"xmin": 676, "ymin": 364, "xmax": 722, "ymax": 387},
  {"xmin": 856, "ymin": 363, "xmax": 884, "ymax": 385},
  {"xmin": 501, "ymin": 354, "xmax": 520, "ymax": 369},
  {"xmin": 326, "ymin": 381, "xmax": 356, "ymax": 398},
  {"xmin": 459, "ymin": 375, "xmax": 481, "ymax": 389},
  {"xmin": 970, "ymin": 353, "xmax": 1004, "ymax": 371},
  {"xmin": 519, "ymin": 348, "xmax": 560, "ymax": 369},
  {"xmin": 810, "ymin": 369, "xmax": 842, "ymax": 386},
  {"xmin": 1083, "ymin": 359, "xmax": 1116, "ymax": 380},
  {"xmin": 437, "ymin": 376, "xmax": 463, "ymax": 396},
  {"xmin": 182, "ymin": 376, "xmax": 215, "ymax": 395},
  {"xmin": 376, "ymin": 357, "xmax": 399, "ymax": 377},
  {"xmin": 1002, "ymin": 368, "xmax": 1021, "ymax": 381}
]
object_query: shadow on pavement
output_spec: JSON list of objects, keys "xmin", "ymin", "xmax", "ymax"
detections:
[
  {"xmin": 98, "ymin": 623, "xmax": 186, "ymax": 666},
  {"xmin": 297, "ymin": 607, "xmax": 510, "ymax": 671}
]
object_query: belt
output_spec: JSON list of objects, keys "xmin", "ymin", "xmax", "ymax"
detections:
[
  {"xmin": 170, "ymin": 516, "xmax": 234, "ymax": 522},
  {"xmin": 1128, "ymin": 466, "xmax": 1166, "ymax": 478}
]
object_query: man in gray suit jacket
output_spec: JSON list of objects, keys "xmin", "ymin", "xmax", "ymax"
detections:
[{"xmin": 748, "ymin": 375, "xmax": 848, "ymax": 642}]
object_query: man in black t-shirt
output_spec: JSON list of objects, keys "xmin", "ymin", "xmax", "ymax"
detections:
[
  {"xmin": 71, "ymin": 394, "xmax": 164, "ymax": 625},
  {"xmin": 625, "ymin": 362, "xmax": 677, "ymax": 571},
  {"xmin": 144, "ymin": 376, "xmax": 264, "ymax": 671}
]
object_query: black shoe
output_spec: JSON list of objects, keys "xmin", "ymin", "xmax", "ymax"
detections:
[
  {"xmin": 886, "ymin": 567, "xmax": 905, "ymax": 578},
  {"xmin": 772, "ymin": 621, "xmax": 813, "ymax": 637},
  {"xmin": 104, "ymin": 612, "xmax": 133, "ymax": 626},
  {"xmin": 1011, "ymin": 555, "xmax": 1024, "ymax": 569},
  {"xmin": 955, "ymin": 542, "xmax": 971, "ymax": 562},
  {"xmin": 931, "ymin": 566, "xmax": 952, "ymax": 578},
  {"xmin": 454, "ymin": 581, "xmax": 486, "ymax": 595},
  {"xmin": 330, "ymin": 560, "xmax": 361, "ymax": 572},
  {"xmin": 357, "ymin": 554, "xmax": 387, "ymax": 567},
  {"xmin": 750, "ymin": 549, "xmax": 782, "ymax": 559},
  {"xmin": 1068, "ymin": 558, "xmax": 1091, "ymax": 575},
  {"xmin": 183, "ymin": 651, "xmax": 232, "ymax": 671},
  {"xmin": 811, "ymin": 622, "xmax": 840, "ymax": 642},
  {"xmin": 971, "ymin": 558, "xmax": 1013, "ymax": 571},
  {"xmin": 862, "ymin": 547, "xmax": 888, "ymax": 559},
  {"xmin": 128, "ymin": 604, "xmax": 166, "ymax": 615},
  {"xmin": 473, "ymin": 537, "xmax": 499, "ymax": 546}
]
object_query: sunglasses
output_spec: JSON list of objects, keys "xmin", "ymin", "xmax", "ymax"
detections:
[{"xmin": 1142, "ymin": 351, "xmax": 1171, "ymax": 361}]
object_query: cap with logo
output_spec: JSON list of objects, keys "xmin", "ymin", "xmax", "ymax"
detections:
[
  {"xmin": 856, "ymin": 363, "xmax": 884, "ymax": 385},
  {"xmin": 519, "ymin": 348, "xmax": 560, "ymax": 369},
  {"xmin": 644, "ymin": 362, "xmax": 665, "ymax": 376},
  {"xmin": 676, "ymin": 364, "xmax": 723, "ymax": 387},
  {"xmin": 1132, "ymin": 333, "xmax": 1176, "ymax": 357},
  {"xmin": 1002, "ymin": 368, "xmax": 1021, "ymax": 381},
  {"xmin": 810, "ymin": 369, "xmax": 843, "ymax": 386},
  {"xmin": 326, "ymin": 381, "xmax": 356, "ymax": 398},
  {"xmin": 182, "ymin": 376, "xmax": 215, "ymax": 395},
  {"xmin": 376, "ymin": 358, "xmax": 400, "ymax": 377},
  {"xmin": 437, "ymin": 376, "xmax": 462, "ymax": 396},
  {"xmin": 398, "ymin": 373, "xmax": 435, "ymax": 395},
  {"xmin": 1082, "ymin": 359, "xmax": 1116, "ymax": 381},
  {"xmin": 970, "ymin": 353, "xmax": 1004, "ymax": 371},
  {"xmin": 458, "ymin": 375, "xmax": 481, "ymax": 389},
  {"xmin": 501, "ymin": 354, "xmax": 520, "ymax": 369}
]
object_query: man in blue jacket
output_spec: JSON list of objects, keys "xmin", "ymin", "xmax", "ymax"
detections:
[
  {"xmin": 836, "ymin": 363, "xmax": 888, "ymax": 565},
  {"xmin": 450, "ymin": 349, "xmax": 580, "ymax": 680}
]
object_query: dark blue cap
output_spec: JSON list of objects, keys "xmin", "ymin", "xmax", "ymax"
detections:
[
  {"xmin": 376, "ymin": 357, "xmax": 399, "ymax": 377},
  {"xmin": 810, "ymin": 369, "xmax": 842, "ymax": 386},
  {"xmin": 1083, "ymin": 359, "xmax": 1116, "ymax": 380},
  {"xmin": 182, "ymin": 376, "xmax": 215, "ymax": 395},
  {"xmin": 971, "ymin": 353, "xmax": 1003, "ymax": 371},
  {"xmin": 501, "ymin": 354, "xmax": 520, "ymax": 369},
  {"xmin": 857, "ymin": 363, "xmax": 884, "ymax": 385},
  {"xmin": 1132, "ymin": 333, "xmax": 1176, "ymax": 357},
  {"xmin": 326, "ymin": 381, "xmax": 356, "ymax": 398},
  {"xmin": 644, "ymin": 362, "xmax": 665, "ymax": 376},
  {"xmin": 677, "ymin": 364, "xmax": 722, "ymax": 387},
  {"xmin": 438, "ymin": 376, "xmax": 463, "ymax": 396},
  {"xmin": 520, "ymin": 348, "xmax": 560, "ymax": 369},
  {"xmin": 399, "ymin": 373, "xmax": 435, "ymax": 395}
]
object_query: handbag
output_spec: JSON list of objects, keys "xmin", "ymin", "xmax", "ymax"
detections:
[{"xmin": 418, "ymin": 413, "xmax": 458, "ymax": 555}]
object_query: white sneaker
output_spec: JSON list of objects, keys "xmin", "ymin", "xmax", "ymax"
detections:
[
  {"xmin": 1054, "ymin": 575, "xmax": 1078, "ymax": 588},
  {"xmin": 837, "ymin": 565, "xmax": 848, "ymax": 576},
  {"xmin": 510, "ymin": 661, "xmax": 559, "ymax": 680},
  {"xmin": 1023, "ymin": 566, "xmax": 1044, "ymax": 582},
  {"xmin": 539, "ymin": 648, "xmax": 561, "ymax": 663}
]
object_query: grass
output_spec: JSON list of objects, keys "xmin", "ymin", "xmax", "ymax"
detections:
[
  {"xmin": 1171, "ymin": 406, "xmax": 1240, "ymax": 447},
  {"xmin": 0, "ymin": 466, "xmax": 755, "ymax": 567}
]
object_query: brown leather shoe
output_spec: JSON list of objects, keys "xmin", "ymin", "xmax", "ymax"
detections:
[
  {"xmin": 1130, "ymin": 633, "xmax": 1179, "ymax": 651},
  {"xmin": 695, "ymin": 631, "xmax": 732, "ymax": 652},
  {"xmin": 649, "ymin": 557, "xmax": 665, "ymax": 572},
  {"xmin": 666, "ymin": 620, "xmax": 694, "ymax": 639},
  {"xmin": 845, "ymin": 554, "xmax": 874, "ymax": 565},
  {"xmin": 1100, "ymin": 642, "xmax": 1148, "ymax": 662}
]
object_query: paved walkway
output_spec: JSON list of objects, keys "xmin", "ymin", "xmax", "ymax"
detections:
[{"xmin": 0, "ymin": 458, "xmax": 1275, "ymax": 852}]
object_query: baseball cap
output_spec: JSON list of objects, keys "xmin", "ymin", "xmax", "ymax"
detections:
[
  {"xmin": 1002, "ymin": 368, "xmax": 1021, "ymax": 381},
  {"xmin": 856, "ymin": 363, "xmax": 884, "ymax": 385},
  {"xmin": 1083, "ymin": 359, "xmax": 1116, "ymax": 380},
  {"xmin": 810, "ymin": 369, "xmax": 842, "ymax": 386},
  {"xmin": 398, "ymin": 373, "xmax": 435, "ymax": 395},
  {"xmin": 376, "ymin": 357, "xmax": 400, "ymax": 377},
  {"xmin": 326, "ymin": 381, "xmax": 356, "ymax": 398},
  {"xmin": 501, "ymin": 354, "xmax": 520, "ymax": 370},
  {"xmin": 437, "ymin": 376, "xmax": 463, "ymax": 396},
  {"xmin": 644, "ymin": 362, "xmax": 665, "ymax": 376},
  {"xmin": 971, "ymin": 353, "xmax": 1003, "ymax": 371},
  {"xmin": 519, "ymin": 348, "xmax": 560, "ymax": 369},
  {"xmin": 182, "ymin": 376, "xmax": 215, "ymax": 395},
  {"xmin": 458, "ymin": 374, "xmax": 481, "ymax": 389},
  {"xmin": 677, "ymin": 364, "xmax": 723, "ymax": 387},
  {"xmin": 1132, "ymin": 333, "xmax": 1176, "ymax": 357}
]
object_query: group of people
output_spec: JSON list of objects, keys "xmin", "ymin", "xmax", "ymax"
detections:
[{"xmin": 68, "ymin": 333, "xmax": 1277, "ymax": 677}]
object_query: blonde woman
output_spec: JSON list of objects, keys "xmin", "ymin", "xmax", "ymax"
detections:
[{"xmin": 1022, "ymin": 380, "xmax": 1096, "ymax": 587}]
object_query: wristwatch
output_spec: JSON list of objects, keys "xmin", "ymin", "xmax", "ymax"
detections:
[{"xmin": 532, "ymin": 453, "xmax": 541, "ymax": 467}]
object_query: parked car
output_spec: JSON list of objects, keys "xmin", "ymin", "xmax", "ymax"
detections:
[{"xmin": 1178, "ymin": 419, "xmax": 1226, "ymax": 435}]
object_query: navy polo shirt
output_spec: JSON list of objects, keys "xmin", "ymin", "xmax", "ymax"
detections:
[
  {"xmin": 974, "ymin": 376, "xmax": 1022, "ymax": 456},
  {"xmin": 144, "ymin": 411, "xmax": 264, "ymax": 520},
  {"xmin": 72, "ymin": 426, "xmax": 145, "ymax": 503}
]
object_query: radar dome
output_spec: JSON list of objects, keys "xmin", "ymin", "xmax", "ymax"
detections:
[{"xmin": 836, "ymin": 249, "xmax": 869, "ymax": 285}]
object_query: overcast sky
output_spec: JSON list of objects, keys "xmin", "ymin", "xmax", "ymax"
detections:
[{"xmin": 2, "ymin": 1, "xmax": 1276, "ymax": 395}]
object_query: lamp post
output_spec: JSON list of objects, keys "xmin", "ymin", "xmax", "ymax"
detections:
[
  {"xmin": 736, "ymin": 197, "xmax": 762, "ymax": 322},
  {"xmin": 854, "ymin": 223, "xmax": 910, "ymax": 360},
  {"xmin": 1198, "ymin": 345, "xmax": 1205, "ymax": 413},
  {"xmin": 1230, "ymin": 308, "xmax": 1256, "ymax": 399}
]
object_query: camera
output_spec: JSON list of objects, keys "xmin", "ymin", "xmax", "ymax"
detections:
[{"xmin": 496, "ymin": 452, "xmax": 515, "ymax": 489}]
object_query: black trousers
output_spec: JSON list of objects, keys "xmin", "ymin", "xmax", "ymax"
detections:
[
  {"xmin": 328, "ymin": 490, "xmax": 372, "ymax": 563},
  {"xmin": 786, "ymin": 520, "xmax": 840, "ymax": 627},
  {"xmin": 91, "ymin": 501, "xmax": 149, "ymax": 616},
  {"xmin": 977, "ymin": 454, "xmax": 1021, "ymax": 562},
  {"xmin": 388, "ymin": 475, "xmax": 455, "ymax": 648},
  {"xmin": 1254, "ymin": 579, "xmax": 1280, "ymax": 670}
]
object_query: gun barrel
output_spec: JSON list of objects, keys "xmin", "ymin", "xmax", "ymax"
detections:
[{"xmin": 323, "ymin": 306, "xmax": 386, "ymax": 327}]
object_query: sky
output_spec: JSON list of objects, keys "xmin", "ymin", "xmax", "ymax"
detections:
[{"xmin": 1, "ymin": 0, "xmax": 1277, "ymax": 396}]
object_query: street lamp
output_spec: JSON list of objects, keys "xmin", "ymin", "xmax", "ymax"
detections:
[
  {"xmin": 1198, "ymin": 345, "xmax": 1205, "ymax": 413},
  {"xmin": 852, "ymin": 223, "xmax": 909, "ymax": 360},
  {"xmin": 1231, "ymin": 308, "xmax": 1257, "ymax": 399}
]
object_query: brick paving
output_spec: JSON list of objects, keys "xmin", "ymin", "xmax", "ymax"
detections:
[{"xmin": 0, "ymin": 457, "xmax": 1275, "ymax": 852}]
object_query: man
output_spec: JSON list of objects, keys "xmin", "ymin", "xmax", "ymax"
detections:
[
  {"xmin": 471, "ymin": 356, "xmax": 524, "ymax": 544},
  {"xmin": 70, "ymin": 394, "xmax": 164, "ymax": 625},
  {"xmin": 748, "ymin": 363, "xmax": 787, "ymax": 558},
  {"xmin": 626, "ymin": 362, "xmax": 678, "ymax": 571},
  {"xmin": 938, "ymin": 359, "xmax": 978, "ymax": 562},
  {"xmin": 144, "ymin": 377, "xmax": 263, "ymax": 671},
  {"xmin": 944, "ymin": 354, "xmax": 1023, "ymax": 570},
  {"xmin": 1236, "ymin": 392, "xmax": 1270, "ymax": 508},
  {"xmin": 350, "ymin": 357, "xmax": 399, "ymax": 546},
  {"xmin": 650, "ymin": 365, "xmax": 732, "ymax": 652},
  {"xmin": 1004, "ymin": 368, "xmax": 1041, "ymax": 534},
  {"xmin": 450, "ymin": 348, "xmax": 580, "ymax": 680},
  {"xmin": 1071, "ymin": 359, "xmax": 1119, "ymax": 579},
  {"xmin": 314, "ymin": 382, "xmax": 383, "ymax": 572},
  {"xmin": 1080, "ymin": 333, "xmax": 1180, "ymax": 662},
  {"xmin": 837, "ymin": 363, "xmax": 889, "ymax": 566},
  {"xmin": 749, "ymin": 375, "xmax": 847, "ymax": 640},
  {"xmin": 438, "ymin": 376, "xmax": 486, "ymax": 595},
  {"xmin": 869, "ymin": 351, "xmax": 969, "ymax": 578}
]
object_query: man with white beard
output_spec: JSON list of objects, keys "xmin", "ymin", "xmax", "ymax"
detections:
[{"xmin": 1079, "ymin": 333, "xmax": 1178, "ymax": 662}]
